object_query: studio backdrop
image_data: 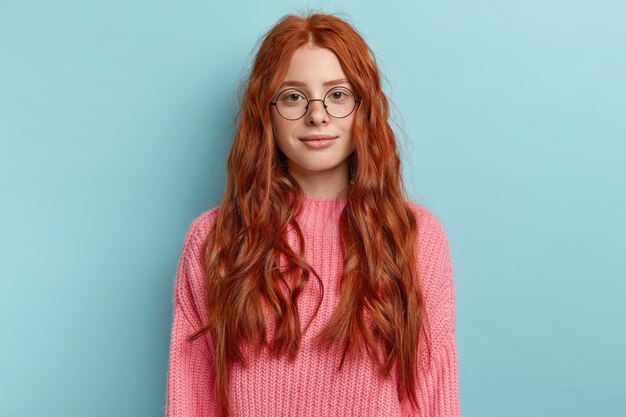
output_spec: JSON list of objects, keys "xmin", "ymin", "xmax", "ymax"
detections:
[{"xmin": 1, "ymin": 1, "xmax": 624, "ymax": 416}]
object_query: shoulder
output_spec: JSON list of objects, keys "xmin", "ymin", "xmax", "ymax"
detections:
[
  {"xmin": 404, "ymin": 200, "xmax": 454, "ymax": 291},
  {"xmin": 405, "ymin": 200, "xmax": 450, "ymax": 248},
  {"xmin": 405, "ymin": 203, "xmax": 457, "ymax": 346},
  {"xmin": 183, "ymin": 206, "xmax": 221, "ymax": 245},
  {"xmin": 173, "ymin": 206, "xmax": 221, "ymax": 313}
]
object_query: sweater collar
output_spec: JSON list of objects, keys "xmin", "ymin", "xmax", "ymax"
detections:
[{"xmin": 294, "ymin": 194, "xmax": 347, "ymax": 236}]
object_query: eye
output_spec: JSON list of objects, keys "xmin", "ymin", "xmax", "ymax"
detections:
[
  {"xmin": 279, "ymin": 90, "xmax": 305, "ymax": 102},
  {"xmin": 327, "ymin": 88, "xmax": 352, "ymax": 101}
]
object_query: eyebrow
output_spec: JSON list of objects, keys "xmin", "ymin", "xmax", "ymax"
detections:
[{"xmin": 278, "ymin": 78, "xmax": 350, "ymax": 89}]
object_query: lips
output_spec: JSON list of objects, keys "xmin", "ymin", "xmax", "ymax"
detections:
[
  {"xmin": 298, "ymin": 135, "xmax": 338, "ymax": 149},
  {"xmin": 300, "ymin": 135, "xmax": 338, "ymax": 141}
]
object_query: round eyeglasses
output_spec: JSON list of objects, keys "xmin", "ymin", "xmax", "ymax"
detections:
[{"xmin": 270, "ymin": 86, "xmax": 361, "ymax": 120}]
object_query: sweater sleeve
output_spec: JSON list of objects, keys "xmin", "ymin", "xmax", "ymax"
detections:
[
  {"xmin": 405, "ymin": 209, "xmax": 461, "ymax": 416},
  {"xmin": 165, "ymin": 215, "xmax": 218, "ymax": 417}
]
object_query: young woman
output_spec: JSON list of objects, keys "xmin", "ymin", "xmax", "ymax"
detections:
[{"xmin": 166, "ymin": 13, "xmax": 460, "ymax": 417}]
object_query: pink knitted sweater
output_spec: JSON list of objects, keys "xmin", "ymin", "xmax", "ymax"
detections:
[{"xmin": 165, "ymin": 195, "xmax": 460, "ymax": 416}]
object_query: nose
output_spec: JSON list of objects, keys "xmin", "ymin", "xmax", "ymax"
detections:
[{"xmin": 305, "ymin": 99, "xmax": 329, "ymax": 125}]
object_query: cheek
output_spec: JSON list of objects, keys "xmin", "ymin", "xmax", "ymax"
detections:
[
  {"xmin": 344, "ymin": 118, "xmax": 356, "ymax": 151},
  {"xmin": 343, "ymin": 116, "xmax": 356, "ymax": 137},
  {"xmin": 271, "ymin": 114, "xmax": 288, "ymax": 141}
]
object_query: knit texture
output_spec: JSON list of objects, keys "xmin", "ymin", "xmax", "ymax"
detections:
[{"xmin": 165, "ymin": 195, "xmax": 460, "ymax": 416}]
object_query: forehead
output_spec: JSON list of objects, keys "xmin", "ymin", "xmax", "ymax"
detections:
[{"xmin": 279, "ymin": 45, "xmax": 349, "ymax": 90}]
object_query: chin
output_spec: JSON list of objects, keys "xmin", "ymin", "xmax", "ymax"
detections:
[{"xmin": 299, "ymin": 161, "xmax": 343, "ymax": 171}]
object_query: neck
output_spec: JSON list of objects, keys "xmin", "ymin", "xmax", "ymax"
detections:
[{"xmin": 288, "ymin": 162, "xmax": 349, "ymax": 200}]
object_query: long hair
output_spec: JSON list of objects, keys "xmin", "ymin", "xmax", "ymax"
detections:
[{"xmin": 188, "ymin": 12, "xmax": 429, "ymax": 417}]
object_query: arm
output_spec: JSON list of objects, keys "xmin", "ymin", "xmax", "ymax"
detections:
[
  {"xmin": 405, "ymin": 209, "xmax": 461, "ymax": 416},
  {"xmin": 165, "ymin": 216, "xmax": 218, "ymax": 416}
]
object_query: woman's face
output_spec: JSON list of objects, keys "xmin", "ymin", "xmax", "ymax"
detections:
[{"xmin": 270, "ymin": 45, "xmax": 356, "ymax": 195}]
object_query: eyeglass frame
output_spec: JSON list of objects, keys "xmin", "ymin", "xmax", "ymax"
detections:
[{"xmin": 269, "ymin": 86, "xmax": 361, "ymax": 121}]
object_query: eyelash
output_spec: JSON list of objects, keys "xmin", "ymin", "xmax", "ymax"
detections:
[{"xmin": 280, "ymin": 88, "xmax": 351, "ymax": 100}]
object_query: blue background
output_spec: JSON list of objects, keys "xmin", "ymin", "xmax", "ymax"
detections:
[{"xmin": 1, "ymin": 1, "xmax": 624, "ymax": 416}]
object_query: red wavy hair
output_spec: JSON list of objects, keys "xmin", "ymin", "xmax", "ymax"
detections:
[{"xmin": 188, "ymin": 12, "xmax": 430, "ymax": 417}]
